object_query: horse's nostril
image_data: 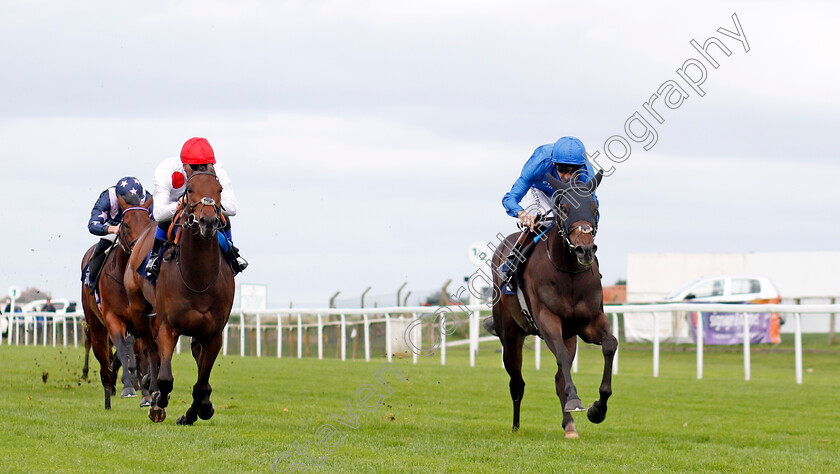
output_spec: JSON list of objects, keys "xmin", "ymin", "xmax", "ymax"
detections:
[
  {"xmin": 591, "ymin": 245, "xmax": 598, "ymax": 254},
  {"xmin": 575, "ymin": 247, "xmax": 585, "ymax": 256}
]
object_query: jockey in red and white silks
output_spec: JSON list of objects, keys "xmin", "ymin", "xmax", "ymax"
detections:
[{"xmin": 145, "ymin": 137, "xmax": 247, "ymax": 277}]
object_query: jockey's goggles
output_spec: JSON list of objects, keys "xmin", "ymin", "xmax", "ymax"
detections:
[{"xmin": 555, "ymin": 163, "xmax": 583, "ymax": 175}]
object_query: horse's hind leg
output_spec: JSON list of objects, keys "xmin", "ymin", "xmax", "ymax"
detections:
[
  {"xmin": 502, "ymin": 330, "xmax": 526, "ymax": 432},
  {"xmin": 178, "ymin": 336, "xmax": 222, "ymax": 425},
  {"xmin": 582, "ymin": 316, "xmax": 618, "ymax": 424}
]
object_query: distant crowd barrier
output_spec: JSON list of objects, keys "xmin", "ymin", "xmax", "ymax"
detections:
[{"xmin": 3, "ymin": 303, "xmax": 837, "ymax": 385}]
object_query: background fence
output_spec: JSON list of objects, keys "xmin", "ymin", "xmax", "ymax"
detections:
[{"xmin": 3, "ymin": 302, "xmax": 838, "ymax": 385}]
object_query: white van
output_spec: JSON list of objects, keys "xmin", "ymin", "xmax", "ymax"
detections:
[
  {"xmin": 624, "ymin": 276, "xmax": 782, "ymax": 343},
  {"xmin": 663, "ymin": 275, "xmax": 781, "ymax": 304}
]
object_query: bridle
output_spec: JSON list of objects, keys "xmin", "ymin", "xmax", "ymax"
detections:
[
  {"xmin": 117, "ymin": 206, "xmax": 152, "ymax": 254},
  {"xmin": 175, "ymin": 170, "xmax": 225, "ymax": 293},
  {"xmin": 183, "ymin": 171, "xmax": 224, "ymax": 233}
]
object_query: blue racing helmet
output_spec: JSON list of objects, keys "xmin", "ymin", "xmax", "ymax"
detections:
[
  {"xmin": 550, "ymin": 136, "xmax": 587, "ymax": 165},
  {"xmin": 115, "ymin": 176, "xmax": 144, "ymax": 206}
]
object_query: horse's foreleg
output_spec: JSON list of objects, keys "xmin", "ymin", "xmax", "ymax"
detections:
[
  {"xmin": 501, "ymin": 330, "xmax": 526, "ymax": 432},
  {"xmin": 178, "ymin": 336, "xmax": 221, "ymax": 425},
  {"xmin": 559, "ymin": 337, "xmax": 579, "ymax": 438},
  {"xmin": 586, "ymin": 322, "xmax": 617, "ymax": 424},
  {"xmin": 149, "ymin": 325, "xmax": 177, "ymax": 423},
  {"xmin": 539, "ymin": 315, "xmax": 583, "ymax": 418},
  {"xmin": 82, "ymin": 326, "xmax": 91, "ymax": 380}
]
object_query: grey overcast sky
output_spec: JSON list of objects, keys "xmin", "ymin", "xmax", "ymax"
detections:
[{"xmin": 1, "ymin": 1, "xmax": 838, "ymax": 307}]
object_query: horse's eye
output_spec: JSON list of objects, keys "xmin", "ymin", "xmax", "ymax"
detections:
[{"xmin": 186, "ymin": 187, "xmax": 192, "ymax": 193}]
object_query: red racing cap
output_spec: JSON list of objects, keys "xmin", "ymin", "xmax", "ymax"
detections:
[{"xmin": 180, "ymin": 137, "xmax": 216, "ymax": 165}]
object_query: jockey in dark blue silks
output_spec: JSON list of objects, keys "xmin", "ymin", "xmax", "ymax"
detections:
[
  {"xmin": 83, "ymin": 177, "xmax": 154, "ymax": 293},
  {"xmin": 500, "ymin": 136, "xmax": 599, "ymax": 284}
]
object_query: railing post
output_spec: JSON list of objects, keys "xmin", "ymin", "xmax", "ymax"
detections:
[
  {"xmin": 697, "ymin": 312, "xmax": 704, "ymax": 380},
  {"xmin": 385, "ymin": 313, "xmax": 392, "ymax": 363},
  {"xmin": 440, "ymin": 319, "xmax": 446, "ymax": 366},
  {"xmin": 653, "ymin": 312, "xmax": 660, "ymax": 378},
  {"xmin": 743, "ymin": 312, "xmax": 751, "ymax": 381},
  {"xmin": 340, "ymin": 314, "xmax": 347, "ymax": 361},
  {"xmin": 795, "ymin": 313, "xmax": 803, "ymax": 384},
  {"xmin": 223, "ymin": 319, "xmax": 229, "ymax": 356},
  {"xmin": 277, "ymin": 315, "xmax": 282, "ymax": 359},
  {"xmin": 317, "ymin": 313, "xmax": 323, "ymax": 360},
  {"xmin": 176, "ymin": 336, "xmax": 182, "ymax": 354},
  {"xmin": 535, "ymin": 335, "xmax": 541, "ymax": 371},
  {"xmin": 52, "ymin": 316, "xmax": 57, "ymax": 347},
  {"xmin": 73, "ymin": 315, "xmax": 78, "ymax": 348},
  {"xmin": 572, "ymin": 335, "xmax": 578, "ymax": 373},
  {"xmin": 612, "ymin": 312, "xmax": 620, "ymax": 375},
  {"xmin": 256, "ymin": 313, "xmax": 262, "ymax": 357},
  {"xmin": 363, "ymin": 314, "xmax": 370, "ymax": 362},
  {"xmin": 297, "ymin": 314, "xmax": 303, "ymax": 359},
  {"xmin": 62, "ymin": 316, "xmax": 67, "ymax": 347},
  {"xmin": 33, "ymin": 314, "xmax": 38, "ymax": 346},
  {"xmin": 411, "ymin": 312, "xmax": 419, "ymax": 365},
  {"xmin": 240, "ymin": 311, "xmax": 246, "ymax": 357}
]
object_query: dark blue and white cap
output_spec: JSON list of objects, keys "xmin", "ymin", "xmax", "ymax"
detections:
[{"xmin": 115, "ymin": 177, "xmax": 144, "ymax": 206}]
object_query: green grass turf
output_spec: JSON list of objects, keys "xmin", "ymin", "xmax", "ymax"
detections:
[{"xmin": 1, "ymin": 339, "xmax": 838, "ymax": 473}]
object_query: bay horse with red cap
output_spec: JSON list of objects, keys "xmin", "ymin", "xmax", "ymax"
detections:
[
  {"xmin": 128, "ymin": 163, "xmax": 235, "ymax": 424},
  {"xmin": 81, "ymin": 196, "xmax": 154, "ymax": 409},
  {"xmin": 488, "ymin": 171, "xmax": 616, "ymax": 438}
]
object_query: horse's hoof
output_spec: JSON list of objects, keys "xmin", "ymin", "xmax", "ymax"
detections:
[
  {"xmin": 141, "ymin": 374, "xmax": 151, "ymax": 391},
  {"xmin": 139, "ymin": 397, "xmax": 152, "ymax": 408},
  {"xmin": 587, "ymin": 402, "xmax": 607, "ymax": 424},
  {"xmin": 511, "ymin": 425, "xmax": 519, "ymax": 433},
  {"xmin": 176, "ymin": 415, "xmax": 194, "ymax": 426},
  {"xmin": 148, "ymin": 406, "xmax": 166, "ymax": 423},
  {"xmin": 564, "ymin": 422, "xmax": 579, "ymax": 439},
  {"xmin": 198, "ymin": 402, "xmax": 215, "ymax": 420},
  {"xmin": 121, "ymin": 387, "xmax": 137, "ymax": 398},
  {"xmin": 564, "ymin": 398, "xmax": 585, "ymax": 413}
]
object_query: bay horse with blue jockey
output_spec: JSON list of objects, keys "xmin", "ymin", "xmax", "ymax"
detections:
[{"xmin": 489, "ymin": 169, "xmax": 616, "ymax": 439}]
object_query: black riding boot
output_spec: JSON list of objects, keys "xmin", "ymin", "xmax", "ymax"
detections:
[
  {"xmin": 85, "ymin": 239, "xmax": 111, "ymax": 294},
  {"xmin": 145, "ymin": 236, "xmax": 165, "ymax": 278},
  {"xmin": 226, "ymin": 244, "xmax": 248, "ymax": 274}
]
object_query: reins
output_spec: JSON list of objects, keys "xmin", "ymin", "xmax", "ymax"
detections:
[{"xmin": 168, "ymin": 170, "xmax": 225, "ymax": 293}]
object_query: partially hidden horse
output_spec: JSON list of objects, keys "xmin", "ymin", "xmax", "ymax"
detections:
[
  {"xmin": 489, "ymin": 171, "xmax": 616, "ymax": 439},
  {"xmin": 127, "ymin": 164, "xmax": 235, "ymax": 424},
  {"xmin": 80, "ymin": 197, "xmax": 154, "ymax": 409}
]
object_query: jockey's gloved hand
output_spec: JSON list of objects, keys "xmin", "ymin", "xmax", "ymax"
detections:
[{"xmin": 517, "ymin": 210, "xmax": 536, "ymax": 231}]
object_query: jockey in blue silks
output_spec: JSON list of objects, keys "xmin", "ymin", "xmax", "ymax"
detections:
[
  {"xmin": 84, "ymin": 177, "xmax": 154, "ymax": 293},
  {"xmin": 500, "ymin": 136, "xmax": 599, "ymax": 284}
]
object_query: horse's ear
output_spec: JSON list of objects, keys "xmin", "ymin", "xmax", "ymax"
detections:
[
  {"xmin": 117, "ymin": 195, "xmax": 129, "ymax": 211},
  {"xmin": 545, "ymin": 172, "xmax": 568, "ymax": 192},
  {"xmin": 587, "ymin": 170, "xmax": 604, "ymax": 194},
  {"xmin": 143, "ymin": 196, "xmax": 153, "ymax": 210}
]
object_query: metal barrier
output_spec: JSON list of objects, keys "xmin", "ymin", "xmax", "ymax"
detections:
[{"xmin": 3, "ymin": 303, "xmax": 837, "ymax": 385}]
